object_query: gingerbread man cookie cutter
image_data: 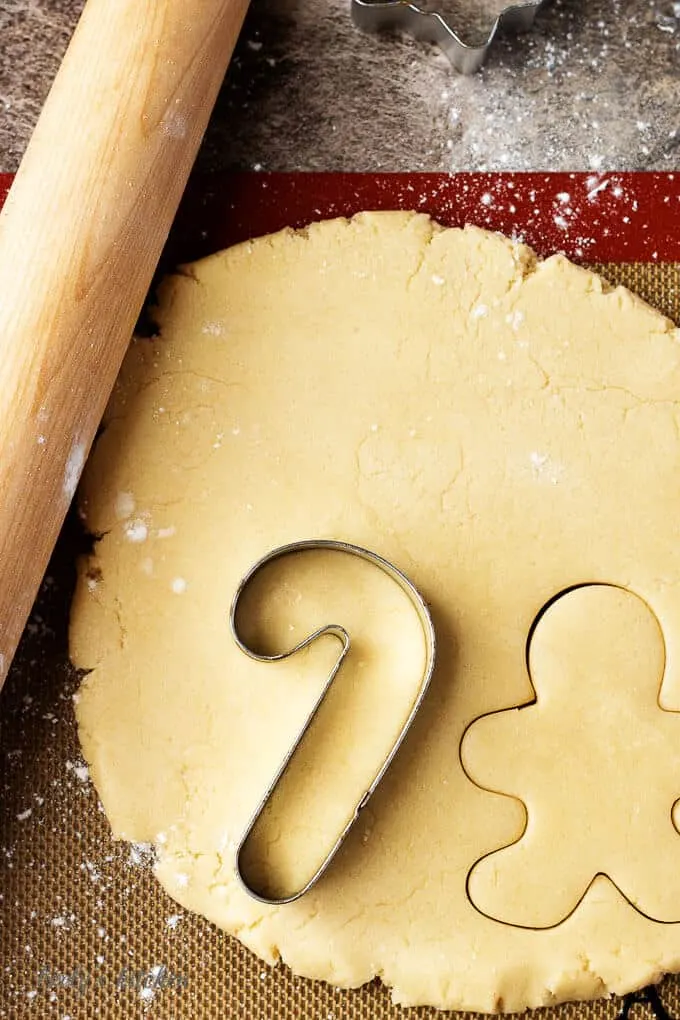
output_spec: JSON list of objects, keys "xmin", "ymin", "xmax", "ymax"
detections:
[
  {"xmin": 351, "ymin": 0, "xmax": 552, "ymax": 74},
  {"xmin": 230, "ymin": 539, "xmax": 436, "ymax": 905},
  {"xmin": 462, "ymin": 583, "xmax": 680, "ymax": 928}
]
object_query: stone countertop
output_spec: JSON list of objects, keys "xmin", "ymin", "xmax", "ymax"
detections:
[{"xmin": 0, "ymin": 0, "xmax": 678, "ymax": 175}]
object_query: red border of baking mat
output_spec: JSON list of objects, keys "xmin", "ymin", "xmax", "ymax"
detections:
[{"xmin": 1, "ymin": 172, "xmax": 679, "ymax": 264}]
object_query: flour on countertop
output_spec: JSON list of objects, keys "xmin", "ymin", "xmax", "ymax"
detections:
[{"xmin": 194, "ymin": 0, "xmax": 680, "ymax": 175}]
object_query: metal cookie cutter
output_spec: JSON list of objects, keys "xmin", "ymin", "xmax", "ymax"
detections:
[
  {"xmin": 352, "ymin": 0, "xmax": 550, "ymax": 74},
  {"xmin": 230, "ymin": 539, "xmax": 436, "ymax": 905}
]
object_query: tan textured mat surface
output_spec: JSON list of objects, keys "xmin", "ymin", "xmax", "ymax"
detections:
[{"xmin": 1, "ymin": 260, "xmax": 679, "ymax": 1019}]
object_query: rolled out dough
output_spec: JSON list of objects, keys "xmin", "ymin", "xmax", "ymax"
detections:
[{"xmin": 71, "ymin": 212, "xmax": 680, "ymax": 1012}]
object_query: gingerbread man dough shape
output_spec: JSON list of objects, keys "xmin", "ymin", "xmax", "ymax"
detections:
[{"xmin": 463, "ymin": 584, "xmax": 680, "ymax": 928}]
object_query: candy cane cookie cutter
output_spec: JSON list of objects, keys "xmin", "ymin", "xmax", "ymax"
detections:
[{"xmin": 230, "ymin": 539, "xmax": 436, "ymax": 905}]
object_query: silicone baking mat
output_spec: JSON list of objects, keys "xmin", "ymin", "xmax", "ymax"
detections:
[{"xmin": 0, "ymin": 172, "xmax": 679, "ymax": 1020}]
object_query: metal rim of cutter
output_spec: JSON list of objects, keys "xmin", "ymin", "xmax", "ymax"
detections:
[
  {"xmin": 351, "ymin": 0, "xmax": 551, "ymax": 74},
  {"xmin": 230, "ymin": 539, "xmax": 437, "ymax": 905}
]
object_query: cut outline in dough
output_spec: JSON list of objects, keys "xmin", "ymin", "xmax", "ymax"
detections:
[{"xmin": 461, "ymin": 582, "xmax": 680, "ymax": 930}]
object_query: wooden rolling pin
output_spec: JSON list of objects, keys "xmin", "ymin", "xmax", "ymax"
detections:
[{"xmin": 0, "ymin": 0, "xmax": 249, "ymax": 685}]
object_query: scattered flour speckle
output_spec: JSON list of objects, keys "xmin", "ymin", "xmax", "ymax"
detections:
[
  {"xmin": 162, "ymin": 110, "xmax": 188, "ymax": 140},
  {"xmin": 530, "ymin": 450, "xmax": 564, "ymax": 485},
  {"xmin": 66, "ymin": 760, "xmax": 90, "ymax": 784},
  {"xmin": 201, "ymin": 320, "xmax": 225, "ymax": 336},
  {"xmin": 125, "ymin": 520, "xmax": 148, "ymax": 543},
  {"xmin": 63, "ymin": 440, "xmax": 86, "ymax": 502},
  {"xmin": 129, "ymin": 842, "xmax": 155, "ymax": 868},
  {"xmin": 115, "ymin": 491, "xmax": 136, "ymax": 520},
  {"xmin": 506, "ymin": 310, "xmax": 525, "ymax": 331}
]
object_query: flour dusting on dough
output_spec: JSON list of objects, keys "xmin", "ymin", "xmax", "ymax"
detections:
[
  {"xmin": 115, "ymin": 492, "xmax": 136, "ymax": 520},
  {"xmin": 124, "ymin": 520, "xmax": 148, "ymax": 543}
]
